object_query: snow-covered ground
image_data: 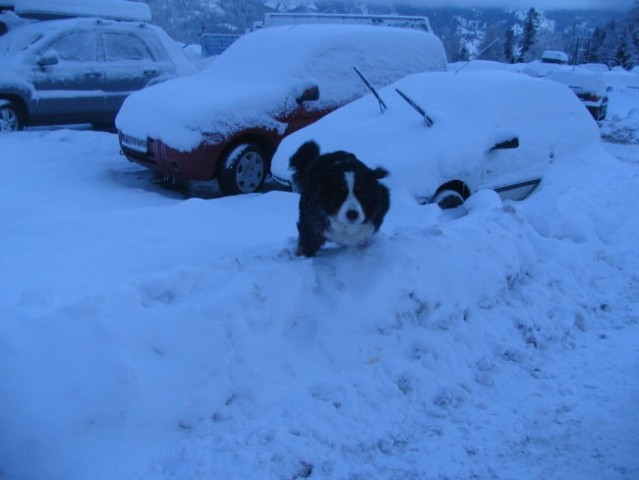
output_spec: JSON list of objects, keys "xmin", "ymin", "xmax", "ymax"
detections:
[{"xmin": 1, "ymin": 79, "xmax": 638, "ymax": 479}]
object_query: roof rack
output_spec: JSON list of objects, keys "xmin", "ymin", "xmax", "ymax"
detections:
[{"xmin": 14, "ymin": 0, "xmax": 151, "ymax": 22}]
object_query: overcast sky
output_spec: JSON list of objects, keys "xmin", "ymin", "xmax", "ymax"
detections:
[{"xmin": 391, "ymin": 0, "xmax": 634, "ymax": 10}]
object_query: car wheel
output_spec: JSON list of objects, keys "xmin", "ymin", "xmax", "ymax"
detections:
[
  {"xmin": 0, "ymin": 101, "xmax": 23, "ymax": 132},
  {"xmin": 217, "ymin": 143, "xmax": 268, "ymax": 195},
  {"xmin": 433, "ymin": 189, "xmax": 464, "ymax": 209}
]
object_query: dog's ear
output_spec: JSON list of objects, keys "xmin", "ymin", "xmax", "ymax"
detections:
[
  {"xmin": 372, "ymin": 167, "xmax": 389, "ymax": 180},
  {"xmin": 289, "ymin": 141, "xmax": 320, "ymax": 171}
]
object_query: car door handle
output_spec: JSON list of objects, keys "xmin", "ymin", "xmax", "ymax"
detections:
[
  {"xmin": 143, "ymin": 68, "xmax": 159, "ymax": 76},
  {"xmin": 85, "ymin": 72, "xmax": 101, "ymax": 79}
]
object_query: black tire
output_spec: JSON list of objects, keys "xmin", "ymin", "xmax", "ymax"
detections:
[
  {"xmin": 0, "ymin": 100, "xmax": 24, "ymax": 132},
  {"xmin": 217, "ymin": 143, "xmax": 268, "ymax": 195},
  {"xmin": 91, "ymin": 122, "xmax": 117, "ymax": 133},
  {"xmin": 589, "ymin": 105, "xmax": 607, "ymax": 122},
  {"xmin": 433, "ymin": 189, "xmax": 464, "ymax": 209},
  {"xmin": 598, "ymin": 104, "xmax": 608, "ymax": 122}
]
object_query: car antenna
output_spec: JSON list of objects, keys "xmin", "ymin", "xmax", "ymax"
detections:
[
  {"xmin": 454, "ymin": 37, "xmax": 500, "ymax": 75},
  {"xmin": 395, "ymin": 88, "xmax": 434, "ymax": 127},
  {"xmin": 353, "ymin": 66, "xmax": 387, "ymax": 114}
]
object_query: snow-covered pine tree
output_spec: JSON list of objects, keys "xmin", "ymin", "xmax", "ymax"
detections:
[
  {"xmin": 504, "ymin": 26, "xmax": 516, "ymax": 63},
  {"xmin": 518, "ymin": 7, "xmax": 540, "ymax": 62}
]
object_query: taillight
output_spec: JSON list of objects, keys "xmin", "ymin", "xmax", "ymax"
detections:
[{"xmin": 579, "ymin": 92, "xmax": 601, "ymax": 102}]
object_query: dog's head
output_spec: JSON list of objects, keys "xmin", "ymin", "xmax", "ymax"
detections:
[
  {"xmin": 315, "ymin": 152, "xmax": 389, "ymax": 227},
  {"xmin": 291, "ymin": 142, "xmax": 390, "ymax": 254}
]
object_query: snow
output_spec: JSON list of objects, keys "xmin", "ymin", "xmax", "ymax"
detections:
[
  {"xmin": 14, "ymin": 0, "xmax": 151, "ymax": 22},
  {"xmin": 601, "ymin": 70, "xmax": 639, "ymax": 144},
  {"xmin": 115, "ymin": 24, "xmax": 447, "ymax": 152},
  {"xmin": 1, "ymin": 64, "xmax": 639, "ymax": 480}
]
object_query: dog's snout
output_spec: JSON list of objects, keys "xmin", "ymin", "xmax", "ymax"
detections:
[{"xmin": 346, "ymin": 209, "xmax": 360, "ymax": 222}]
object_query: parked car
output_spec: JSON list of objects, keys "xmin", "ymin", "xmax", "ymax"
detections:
[
  {"xmin": 271, "ymin": 70, "xmax": 602, "ymax": 208},
  {"xmin": 0, "ymin": 17, "xmax": 196, "ymax": 132},
  {"xmin": 524, "ymin": 61, "xmax": 609, "ymax": 121},
  {"xmin": 540, "ymin": 50, "xmax": 569, "ymax": 65},
  {"xmin": 577, "ymin": 63, "xmax": 610, "ymax": 73},
  {"xmin": 546, "ymin": 70, "xmax": 609, "ymax": 121},
  {"xmin": 116, "ymin": 24, "xmax": 447, "ymax": 195}
]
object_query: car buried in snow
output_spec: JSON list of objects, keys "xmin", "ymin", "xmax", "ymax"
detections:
[
  {"xmin": 271, "ymin": 70, "xmax": 602, "ymax": 208},
  {"xmin": 115, "ymin": 24, "xmax": 447, "ymax": 196},
  {"xmin": 523, "ymin": 60, "xmax": 609, "ymax": 121}
]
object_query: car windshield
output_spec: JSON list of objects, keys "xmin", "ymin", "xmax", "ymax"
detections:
[{"xmin": 0, "ymin": 23, "xmax": 52, "ymax": 56}]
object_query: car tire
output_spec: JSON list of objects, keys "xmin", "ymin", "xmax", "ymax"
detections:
[
  {"xmin": 217, "ymin": 143, "xmax": 268, "ymax": 195},
  {"xmin": 433, "ymin": 189, "xmax": 464, "ymax": 209},
  {"xmin": 0, "ymin": 101, "xmax": 24, "ymax": 132},
  {"xmin": 91, "ymin": 122, "xmax": 116, "ymax": 133},
  {"xmin": 598, "ymin": 105, "xmax": 608, "ymax": 122}
]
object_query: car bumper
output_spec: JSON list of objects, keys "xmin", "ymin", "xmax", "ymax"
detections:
[{"xmin": 119, "ymin": 132, "xmax": 219, "ymax": 181}]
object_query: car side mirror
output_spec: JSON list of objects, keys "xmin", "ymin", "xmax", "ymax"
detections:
[
  {"xmin": 489, "ymin": 137, "xmax": 519, "ymax": 151},
  {"xmin": 296, "ymin": 85, "xmax": 319, "ymax": 104},
  {"xmin": 37, "ymin": 50, "xmax": 59, "ymax": 67}
]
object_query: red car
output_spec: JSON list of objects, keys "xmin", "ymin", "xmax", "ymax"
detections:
[{"xmin": 116, "ymin": 23, "xmax": 447, "ymax": 195}]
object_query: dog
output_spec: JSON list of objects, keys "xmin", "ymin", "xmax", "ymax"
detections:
[{"xmin": 289, "ymin": 141, "xmax": 390, "ymax": 257}]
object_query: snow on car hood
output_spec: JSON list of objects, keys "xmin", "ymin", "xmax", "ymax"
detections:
[
  {"xmin": 117, "ymin": 75, "xmax": 295, "ymax": 150},
  {"xmin": 271, "ymin": 70, "xmax": 602, "ymax": 200},
  {"xmin": 115, "ymin": 24, "xmax": 447, "ymax": 152}
]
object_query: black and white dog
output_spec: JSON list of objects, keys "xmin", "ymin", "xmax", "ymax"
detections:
[{"xmin": 289, "ymin": 141, "xmax": 390, "ymax": 257}]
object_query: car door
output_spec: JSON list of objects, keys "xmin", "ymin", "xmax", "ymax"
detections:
[
  {"xmin": 31, "ymin": 30, "xmax": 105, "ymax": 124},
  {"xmin": 100, "ymin": 31, "xmax": 162, "ymax": 120}
]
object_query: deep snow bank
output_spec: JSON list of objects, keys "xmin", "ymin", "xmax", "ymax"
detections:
[{"xmin": 0, "ymin": 129, "xmax": 638, "ymax": 479}]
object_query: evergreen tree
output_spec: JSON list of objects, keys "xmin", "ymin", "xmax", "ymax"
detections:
[
  {"xmin": 458, "ymin": 44, "xmax": 470, "ymax": 62},
  {"xmin": 518, "ymin": 7, "xmax": 540, "ymax": 62},
  {"xmin": 218, "ymin": 0, "xmax": 265, "ymax": 32},
  {"xmin": 616, "ymin": 37, "xmax": 632, "ymax": 69},
  {"xmin": 627, "ymin": 1, "xmax": 639, "ymax": 68},
  {"xmin": 504, "ymin": 26, "xmax": 516, "ymax": 63},
  {"xmin": 475, "ymin": 21, "xmax": 506, "ymax": 62},
  {"xmin": 589, "ymin": 26, "xmax": 607, "ymax": 63}
]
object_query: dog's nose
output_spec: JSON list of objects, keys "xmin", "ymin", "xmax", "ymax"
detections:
[{"xmin": 346, "ymin": 209, "xmax": 360, "ymax": 222}]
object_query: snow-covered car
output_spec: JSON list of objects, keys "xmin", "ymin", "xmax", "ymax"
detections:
[
  {"xmin": 577, "ymin": 63, "xmax": 610, "ymax": 73},
  {"xmin": 0, "ymin": 17, "xmax": 196, "ymax": 132},
  {"xmin": 524, "ymin": 62, "xmax": 609, "ymax": 121},
  {"xmin": 540, "ymin": 50, "xmax": 569, "ymax": 65},
  {"xmin": 546, "ymin": 70, "xmax": 609, "ymax": 121},
  {"xmin": 271, "ymin": 70, "xmax": 602, "ymax": 208},
  {"xmin": 116, "ymin": 24, "xmax": 447, "ymax": 195}
]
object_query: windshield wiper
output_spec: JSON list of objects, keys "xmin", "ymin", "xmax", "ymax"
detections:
[
  {"xmin": 395, "ymin": 88, "xmax": 434, "ymax": 127},
  {"xmin": 353, "ymin": 66, "xmax": 387, "ymax": 114}
]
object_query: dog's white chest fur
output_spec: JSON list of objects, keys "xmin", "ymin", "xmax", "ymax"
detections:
[
  {"xmin": 324, "ymin": 171, "xmax": 376, "ymax": 247},
  {"xmin": 325, "ymin": 217, "xmax": 376, "ymax": 247}
]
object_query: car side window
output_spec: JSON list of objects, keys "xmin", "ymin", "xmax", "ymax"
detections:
[
  {"xmin": 103, "ymin": 32, "xmax": 154, "ymax": 61},
  {"xmin": 48, "ymin": 31, "xmax": 97, "ymax": 61}
]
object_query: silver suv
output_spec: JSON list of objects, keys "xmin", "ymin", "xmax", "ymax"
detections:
[{"xmin": 0, "ymin": 17, "xmax": 196, "ymax": 132}]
